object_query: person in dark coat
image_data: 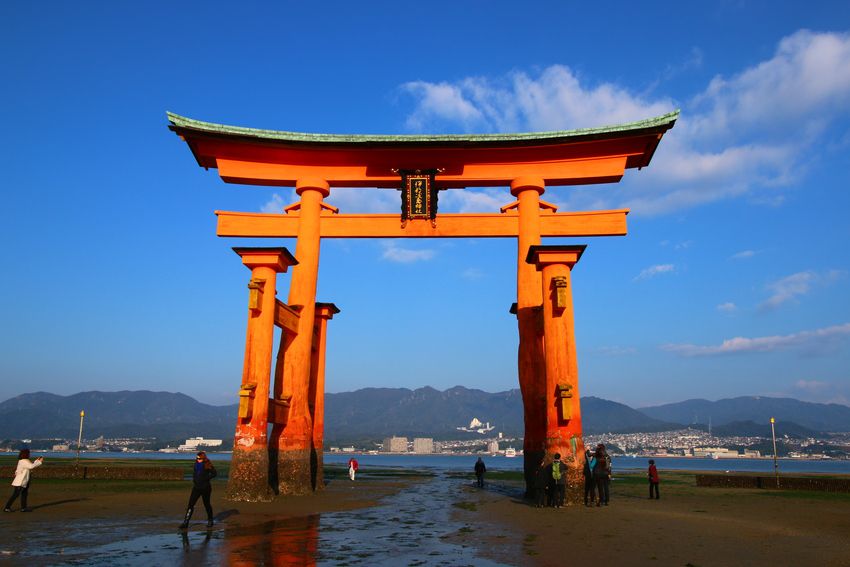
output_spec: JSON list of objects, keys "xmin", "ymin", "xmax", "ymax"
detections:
[
  {"xmin": 474, "ymin": 457, "xmax": 486, "ymax": 488},
  {"xmin": 179, "ymin": 451, "xmax": 217, "ymax": 529},
  {"xmin": 533, "ymin": 458, "xmax": 549, "ymax": 508},
  {"xmin": 583, "ymin": 449, "xmax": 596, "ymax": 506},
  {"xmin": 593, "ymin": 443, "xmax": 611, "ymax": 506},
  {"xmin": 648, "ymin": 459, "xmax": 660, "ymax": 499}
]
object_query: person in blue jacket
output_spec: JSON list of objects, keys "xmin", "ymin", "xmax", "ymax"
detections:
[{"xmin": 179, "ymin": 451, "xmax": 217, "ymax": 529}]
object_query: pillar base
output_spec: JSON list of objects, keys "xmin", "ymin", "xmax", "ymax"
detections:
[
  {"xmin": 275, "ymin": 449, "xmax": 313, "ymax": 495},
  {"xmin": 226, "ymin": 447, "xmax": 274, "ymax": 502},
  {"xmin": 565, "ymin": 461, "xmax": 584, "ymax": 506},
  {"xmin": 523, "ymin": 448, "xmax": 545, "ymax": 499}
]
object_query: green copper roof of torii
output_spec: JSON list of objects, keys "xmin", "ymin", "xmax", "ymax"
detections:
[{"xmin": 167, "ymin": 110, "xmax": 679, "ymax": 146}]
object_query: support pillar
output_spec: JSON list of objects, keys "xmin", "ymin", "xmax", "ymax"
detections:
[
  {"xmin": 309, "ymin": 302, "xmax": 340, "ymax": 491},
  {"xmin": 511, "ymin": 176, "xmax": 547, "ymax": 497},
  {"xmin": 527, "ymin": 244, "xmax": 587, "ymax": 505},
  {"xmin": 274, "ymin": 177, "xmax": 329, "ymax": 495},
  {"xmin": 226, "ymin": 247, "xmax": 297, "ymax": 502}
]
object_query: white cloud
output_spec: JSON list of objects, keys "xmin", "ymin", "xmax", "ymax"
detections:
[
  {"xmin": 759, "ymin": 270, "xmax": 846, "ymax": 311},
  {"xmin": 399, "ymin": 30, "xmax": 850, "ymax": 216},
  {"xmin": 717, "ymin": 302, "xmax": 737, "ymax": 313},
  {"xmin": 788, "ymin": 379, "xmax": 850, "ymax": 406},
  {"xmin": 260, "ymin": 192, "xmax": 287, "ymax": 213},
  {"xmin": 461, "ymin": 268, "xmax": 485, "ymax": 280},
  {"xmin": 661, "ymin": 322, "xmax": 850, "ymax": 356},
  {"xmin": 731, "ymin": 250, "xmax": 757, "ymax": 260},
  {"xmin": 380, "ymin": 240, "xmax": 436, "ymax": 263},
  {"xmin": 634, "ymin": 264, "xmax": 675, "ymax": 281}
]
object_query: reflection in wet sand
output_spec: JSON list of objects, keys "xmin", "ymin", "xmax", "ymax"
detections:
[
  {"xmin": 221, "ymin": 514, "xmax": 318, "ymax": 566},
  {"xmin": 7, "ymin": 474, "xmax": 515, "ymax": 566}
]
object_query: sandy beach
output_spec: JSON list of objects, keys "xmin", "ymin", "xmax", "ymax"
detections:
[{"xmin": 1, "ymin": 468, "xmax": 848, "ymax": 566}]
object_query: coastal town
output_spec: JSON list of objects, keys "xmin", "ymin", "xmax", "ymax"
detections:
[{"xmin": 4, "ymin": 425, "xmax": 849, "ymax": 461}]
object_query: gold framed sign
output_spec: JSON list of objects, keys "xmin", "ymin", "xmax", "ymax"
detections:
[{"xmin": 399, "ymin": 169, "xmax": 439, "ymax": 227}]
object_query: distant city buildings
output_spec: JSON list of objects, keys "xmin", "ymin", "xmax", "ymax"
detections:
[
  {"xmin": 177, "ymin": 437, "xmax": 223, "ymax": 452},
  {"xmin": 456, "ymin": 417, "xmax": 495, "ymax": 434},
  {"xmin": 412, "ymin": 438, "xmax": 434, "ymax": 454},
  {"xmin": 383, "ymin": 436, "xmax": 408, "ymax": 453}
]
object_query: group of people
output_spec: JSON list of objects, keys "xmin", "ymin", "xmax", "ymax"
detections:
[
  {"xmin": 582, "ymin": 443, "xmax": 612, "ymax": 506},
  {"xmin": 533, "ymin": 452, "xmax": 571, "ymax": 507}
]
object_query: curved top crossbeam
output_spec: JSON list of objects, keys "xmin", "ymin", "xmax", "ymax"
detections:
[{"xmin": 167, "ymin": 111, "xmax": 679, "ymax": 189}]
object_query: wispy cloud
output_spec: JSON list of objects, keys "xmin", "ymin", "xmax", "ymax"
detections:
[
  {"xmin": 380, "ymin": 241, "xmax": 436, "ymax": 263},
  {"xmin": 717, "ymin": 302, "xmax": 737, "ymax": 313},
  {"xmin": 461, "ymin": 268, "xmax": 485, "ymax": 280},
  {"xmin": 399, "ymin": 30, "xmax": 850, "ymax": 215},
  {"xmin": 634, "ymin": 264, "xmax": 675, "ymax": 281},
  {"xmin": 731, "ymin": 250, "xmax": 757, "ymax": 260},
  {"xmin": 787, "ymin": 379, "xmax": 850, "ymax": 406},
  {"xmin": 661, "ymin": 322, "xmax": 850, "ymax": 356},
  {"xmin": 260, "ymin": 193, "xmax": 286, "ymax": 213},
  {"xmin": 759, "ymin": 270, "xmax": 846, "ymax": 311}
]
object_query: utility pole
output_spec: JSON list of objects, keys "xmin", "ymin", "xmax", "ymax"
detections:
[
  {"xmin": 770, "ymin": 417, "xmax": 779, "ymax": 488},
  {"xmin": 76, "ymin": 410, "xmax": 85, "ymax": 469}
]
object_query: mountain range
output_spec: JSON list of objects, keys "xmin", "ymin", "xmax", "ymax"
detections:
[{"xmin": 0, "ymin": 388, "xmax": 848, "ymax": 445}]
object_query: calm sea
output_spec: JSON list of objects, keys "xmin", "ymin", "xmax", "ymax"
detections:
[{"xmin": 17, "ymin": 451, "xmax": 850, "ymax": 475}]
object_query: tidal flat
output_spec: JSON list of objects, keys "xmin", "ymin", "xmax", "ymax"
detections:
[{"xmin": 0, "ymin": 462, "xmax": 848, "ymax": 566}]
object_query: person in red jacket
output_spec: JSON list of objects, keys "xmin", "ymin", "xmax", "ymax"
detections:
[
  {"xmin": 348, "ymin": 457, "xmax": 359, "ymax": 481},
  {"xmin": 648, "ymin": 459, "xmax": 660, "ymax": 499}
]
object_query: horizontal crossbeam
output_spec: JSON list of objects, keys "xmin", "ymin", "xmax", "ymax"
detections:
[{"xmin": 216, "ymin": 210, "xmax": 628, "ymax": 239}]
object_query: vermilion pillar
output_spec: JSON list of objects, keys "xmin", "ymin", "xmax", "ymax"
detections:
[
  {"xmin": 511, "ymin": 176, "xmax": 547, "ymax": 497},
  {"xmin": 227, "ymin": 247, "xmax": 297, "ymax": 502},
  {"xmin": 276, "ymin": 178, "xmax": 329, "ymax": 494},
  {"xmin": 527, "ymin": 244, "xmax": 587, "ymax": 505},
  {"xmin": 309, "ymin": 302, "xmax": 340, "ymax": 491}
]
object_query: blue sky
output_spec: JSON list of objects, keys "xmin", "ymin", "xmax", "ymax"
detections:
[{"xmin": 2, "ymin": 2, "xmax": 849, "ymax": 409}]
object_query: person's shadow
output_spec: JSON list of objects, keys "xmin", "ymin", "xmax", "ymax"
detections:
[{"xmin": 28, "ymin": 498, "xmax": 90, "ymax": 510}]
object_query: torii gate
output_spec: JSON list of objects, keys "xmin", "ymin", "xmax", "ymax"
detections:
[{"xmin": 169, "ymin": 110, "xmax": 677, "ymax": 502}]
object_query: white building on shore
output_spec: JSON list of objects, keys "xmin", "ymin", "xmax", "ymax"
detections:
[{"xmin": 177, "ymin": 437, "xmax": 223, "ymax": 452}]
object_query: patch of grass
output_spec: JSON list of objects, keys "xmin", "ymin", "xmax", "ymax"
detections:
[
  {"xmin": 453, "ymin": 501, "xmax": 478, "ymax": 511},
  {"xmin": 756, "ymin": 490, "xmax": 850, "ymax": 502}
]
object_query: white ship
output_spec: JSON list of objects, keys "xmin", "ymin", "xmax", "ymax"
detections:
[{"xmin": 504, "ymin": 447, "xmax": 517, "ymax": 458}]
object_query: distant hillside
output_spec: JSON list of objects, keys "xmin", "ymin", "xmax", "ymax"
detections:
[
  {"xmin": 689, "ymin": 420, "xmax": 824, "ymax": 439},
  {"xmin": 638, "ymin": 396, "xmax": 850, "ymax": 432},
  {"xmin": 0, "ymin": 391, "xmax": 236, "ymax": 440},
  {"xmin": 3, "ymin": 390, "xmax": 844, "ymax": 445},
  {"xmin": 580, "ymin": 397, "xmax": 677, "ymax": 434},
  {"xmin": 322, "ymin": 388, "xmax": 677, "ymax": 444}
]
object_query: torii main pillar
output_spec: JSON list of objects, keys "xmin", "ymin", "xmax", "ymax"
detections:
[
  {"xmin": 528, "ymin": 244, "xmax": 587, "ymax": 505},
  {"xmin": 511, "ymin": 177, "xmax": 548, "ymax": 497},
  {"xmin": 273, "ymin": 178, "xmax": 329, "ymax": 495},
  {"xmin": 226, "ymin": 247, "xmax": 297, "ymax": 502}
]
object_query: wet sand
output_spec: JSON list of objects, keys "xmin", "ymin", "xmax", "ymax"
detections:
[
  {"xmin": 2, "ymin": 470, "xmax": 849, "ymax": 565},
  {"xmin": 448, "ymin": 472, "xmax": 850, "ymax": 567}
]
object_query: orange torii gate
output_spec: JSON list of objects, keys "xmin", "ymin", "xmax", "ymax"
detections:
[{"xmin": 169, "ymin": 111, "xmax": 677, "ymax": 502}]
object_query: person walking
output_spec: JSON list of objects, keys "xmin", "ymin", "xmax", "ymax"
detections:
[
  {"xmin": 648, "ymin": 459, "xmax": 660, "ymax": 499},
  {"xmin": 583, "ymin": 449, "xmax": 596, "ymax": 506},
  {"xmin": 348, "ymin": 457, "xmax": 359, "ymax": 481},
  {"xmin": 550, "ymin": 453, "xmax": 567, "ymax": 508},
  {"xmin": 4, "ymin": 449, "xmax": 43, "ymax": 512},
  {"xmin": 179, "ymin": 451, "xmax": 217, "ymax": 529},
  {"xmin": 474, "ymin": 457, "xmax": 486, "ymax": 488},
  {"xmin": 593, "ymin": 443, "xmax": 611, "ymax": 506},
  {"xmin": 533, "ymin": 457, "xmax": 549, "ymax": 508}
]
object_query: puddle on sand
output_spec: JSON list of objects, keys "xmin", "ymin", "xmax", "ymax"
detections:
[{"xmin": 3, "ymin": 474, "xmax": 517, "ymax": 566}]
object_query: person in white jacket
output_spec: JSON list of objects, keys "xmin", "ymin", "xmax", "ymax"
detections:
[{"xmin": 4, "ymin": 449, "xmax": 43, "ymax": 512}]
